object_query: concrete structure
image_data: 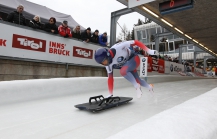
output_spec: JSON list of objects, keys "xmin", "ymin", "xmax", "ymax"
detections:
[{"xmin": 0, "ymin": 59, "xmax": 107, "ymax": 81}]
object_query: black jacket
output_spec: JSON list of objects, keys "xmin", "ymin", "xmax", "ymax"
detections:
[
  {"xmin": 72, "ymin": 31, "xmax": 81, "ymax": 40},
  {"xmin": 29, "ymin": 19, "xmax": 42, "ymax": 29},
  {"xmin": 91, "ymin": 33, "xmax": 99, "ymax": 43},
  {"xmin": 81, "ymin": 30, "xmax": 91, "ymax": 41},
  {"xmin": 7, "ymin": 11, "xmax": 26, "ymax": 25},
  {"xmin": 43, "ymin": 23, "xmax": 58, "ymax": 34}
]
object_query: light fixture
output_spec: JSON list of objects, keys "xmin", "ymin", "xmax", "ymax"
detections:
[
  {"xmin": 161, "ymin": 19, "xmax": 173, "ymax": 27},
  {"xmin": 185, "ymin": 34, "xmax": 192, "ymax": 39},
  {"xmin": 193, "ymin": 39, "xmax": 199, "ymax": 43},
  {"xmin": 142, "ymin": 7, "xmax": 159, "ymax": 18},
  {"xmin": 174, "ymin": 27, "xmax": 183, "ymax": 34},
  {"xmin": 199, "ymin": 43, "xmax": 204, "ymax": 47}
]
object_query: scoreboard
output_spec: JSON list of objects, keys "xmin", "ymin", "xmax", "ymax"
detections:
[{"xmin": 159, "ymin": 0, "xmax": 194, "ymax": 15}]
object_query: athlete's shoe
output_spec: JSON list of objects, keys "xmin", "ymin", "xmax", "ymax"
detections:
[
  {"xmin": 136, "ymin": 84, "xmax": 143, "ymax": 98},
  {"xmin": 149, "ymin": 84, "xmax": 154, "ymax": 93}
]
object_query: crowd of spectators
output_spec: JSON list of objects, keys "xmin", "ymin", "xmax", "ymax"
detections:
[{"xmin": 1, "ymin": 4, "xmax": 109, "ymax": 47}]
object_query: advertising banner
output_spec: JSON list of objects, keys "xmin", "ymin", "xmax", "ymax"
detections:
[
  {"xmin": 0, "ymin": 22, "xmax": 102, "ymax": 67},
  {"xmin": 152, "ymin": 57, "xmax": 158, "ymax": 72},
  {"xmin": 147, "ymin": 56, "xmax": 152, "ymax": 72},
  {"xmin": 169, "ymin": 62, "xmax": 184, "ymax": 75},
  {"xmin": 158, "ymin": 59, "xmax": 165, "ymax": 73},
  {"xmin": 140, "ymin": 57, "xmax": 148, "ymax": 77}
]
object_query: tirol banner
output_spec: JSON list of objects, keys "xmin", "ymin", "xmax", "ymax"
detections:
[
  {"xmin": 140, "ymin": 57, "xmax": 148, "ymax": 77},
  {"xmin": 158, "ymin": 59, "xmax": 165, "ymax": 73},
  {"xmin": 147, "ymin": 56, "xmax": 152, "ymax": 72},
  {"xmin": 0, "ymin": 22, "xmax": 102, "ymax": 67},
  {"xmin": 152, "ymin": 57, "xmax": 159, "ymax": 72}
]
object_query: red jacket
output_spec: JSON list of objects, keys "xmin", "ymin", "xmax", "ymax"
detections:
[{"xmin": 58, "ymin": 25, "xmax": 72, "ymax": 37}]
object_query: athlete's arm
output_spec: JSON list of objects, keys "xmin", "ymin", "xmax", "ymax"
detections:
[
  {"xmin": 106, "ymin": 66, "xmax": 114, "ymax": 95},
  {"xmin": 132, "ymin": 40, "xmax": 158, "ymax": 55},
  {"xmin": 107, "ymin": 72, "xmax": 114, "ymax": 95}
]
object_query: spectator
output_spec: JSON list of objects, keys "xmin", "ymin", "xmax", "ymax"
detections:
[
  {"xmin": 58, "ymin": 20, "xmax": 72, "ymax": 38},
  {"xmin": 91, "ymin": 30, "xmax": 99, "ymax": 44},
  {"xmin": 81, "ymin": 27, "xmax": 91, "ymax": 43},
  {"xmin": 44, "ymin": 17, "xmax": 58, "ymax": 34},
  {"xmin": 7, "ymin": 4, "xmax": 26, "ymax": 25},
  {"xmin": 72, "ymin": 25, "xmax": 81, "ymax": 40},
  {"xmin": 99, "ymin": 32, "xmax": 108, "ymax": 46},
  {"xmin": 29, "ymin": 15, "xmax": 42, "ymax": 29}
]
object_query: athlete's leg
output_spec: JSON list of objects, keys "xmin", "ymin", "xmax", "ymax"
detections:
[
  {"xmin": 131, "ymin": 70, "xmax": 152, "ymax": 90},
  {"xmin": 120, "ymin": 55, "xmax": 140, "ymax": 88}
]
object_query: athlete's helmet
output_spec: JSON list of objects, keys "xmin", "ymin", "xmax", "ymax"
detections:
[{"xmin": 94, "ymin": 48, "xmax": 110, "ymax": 65}]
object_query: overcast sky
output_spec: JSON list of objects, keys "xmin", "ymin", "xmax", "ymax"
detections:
[{"xmin": 27, "ymin": 0, "xmax": 145, "ymax": 37}]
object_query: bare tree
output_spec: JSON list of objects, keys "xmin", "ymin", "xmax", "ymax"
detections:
[
  {"xmin": 126, "ymin": 31, "xmax": 131, "ymax": 40},
  {"xmin": 117, "ymin": 24, "xmax": 129, "ymax": 41}
]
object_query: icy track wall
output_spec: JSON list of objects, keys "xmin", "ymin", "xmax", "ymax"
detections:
[
  {"xmin": 0, "ymin": 76, "xmax": 208, "ymax": 105},
  {"xmin": 107, "ymin": 87, "xmax": 217, "ymax": 139}
]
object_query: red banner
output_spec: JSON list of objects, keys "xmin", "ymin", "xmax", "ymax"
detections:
[
  {"xmin": 147, "ymin": 56, "xmax": 152, "ymax": 72},
  {"xmin": 158, "ymin": 59, "xmax": 165, "ymax": 73},
  {"xmin": 12, "ymin": 34, "xmax": 46, "ymax": 52}
]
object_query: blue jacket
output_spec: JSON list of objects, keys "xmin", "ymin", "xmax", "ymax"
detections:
[{"xmin": 99, "ymin": 34, "xmax": 107, "ymax": 46}]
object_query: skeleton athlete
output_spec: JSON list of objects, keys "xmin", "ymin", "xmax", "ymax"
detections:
[{"xmin": 94, "ymin": 40, "xmax": 158, "ymax": 98}]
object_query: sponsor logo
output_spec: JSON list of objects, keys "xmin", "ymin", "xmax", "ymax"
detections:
[
  {"xmin": 152, "ymin": 66, "xmax": 158, "ymax": 71},
  {"xmin": 49, "ymin": 41, "xmax": 70, "ymax": 56},
  {"xmin": 141, "ymin": 57, "xmax": 147, "ymax": 76},
  {"xmin": 117, "ymin": 56, "xmax": 125, "ymax": 63},
  {"xmin": 0, "ymin": 39, "xmax": 6, "ymax": 47},
  {"xmin": 152, "ymin": 59, "xmax": 158, "ymax": 65},
  {"xmin": 12, "ymin": 34, "xmax": 46, "ymax": 52},
  {"xmin": 142, "ymin": 58, "xmax": 146, "ymax": 62},
  {"xmin": 174, "ymin": 66, "xmax": 182, "ymax": 72},
  {"xmin": 142, "ymin": 62, "xmax": 146, "ymax": 75},
  {"xmin": 73, "ymin": 46, "xmax": 93, "ymax": 59}
]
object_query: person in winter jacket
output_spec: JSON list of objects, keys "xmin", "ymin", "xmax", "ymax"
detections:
[
  {"xmin": 44, "ymin": 17, "xmax": 58, "ymax": 34},
  {"xmin": 29, "ymin": 15, "xmax": 42, "ymax": 29},
  {"xmin": 81, "ymin": 27, "xmax": 91, "ymax": 43},
  {"xmin": 58, "ymin": 20, "xmax": 72, "ymax": 38},
  {"xmin": 72, "ymin": 25, "xmax": 81, "ymax": 40},
  {"xmin": 7, "ymin": 4, "xmax": 26, "ymax": 25},
  {"xmin": 99, "ymin": 32, "xmax": 108, "ymax": 46},
  {"xmin": 91, "ymin": 30, "xmax": 99, "ymax": 44}
]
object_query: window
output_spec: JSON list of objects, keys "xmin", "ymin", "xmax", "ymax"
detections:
[
  {"xmin": 136, "ymin": 31, "xmax": 142, "ymax": 40},
  {"xmin": 159, "ymin": 43, "xmax": 166, "ymax": 52},
  {"xmin": 146, "ymin": 28, "xmax": 157, "ymax": 43},
  {"xmin": 174, "ymin": 40, "xmax": 184, "ymax": 50},
  {"xmin": 142, "ymin": 30, "xmax": 147, "ymax": 39},
  {"xmin": 152, "ymin": 44, "xmax": 155, "ymax": 50},
  {"xmin": 168, "ymin": 42, "xmax": 174, "ymax": 51}
]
